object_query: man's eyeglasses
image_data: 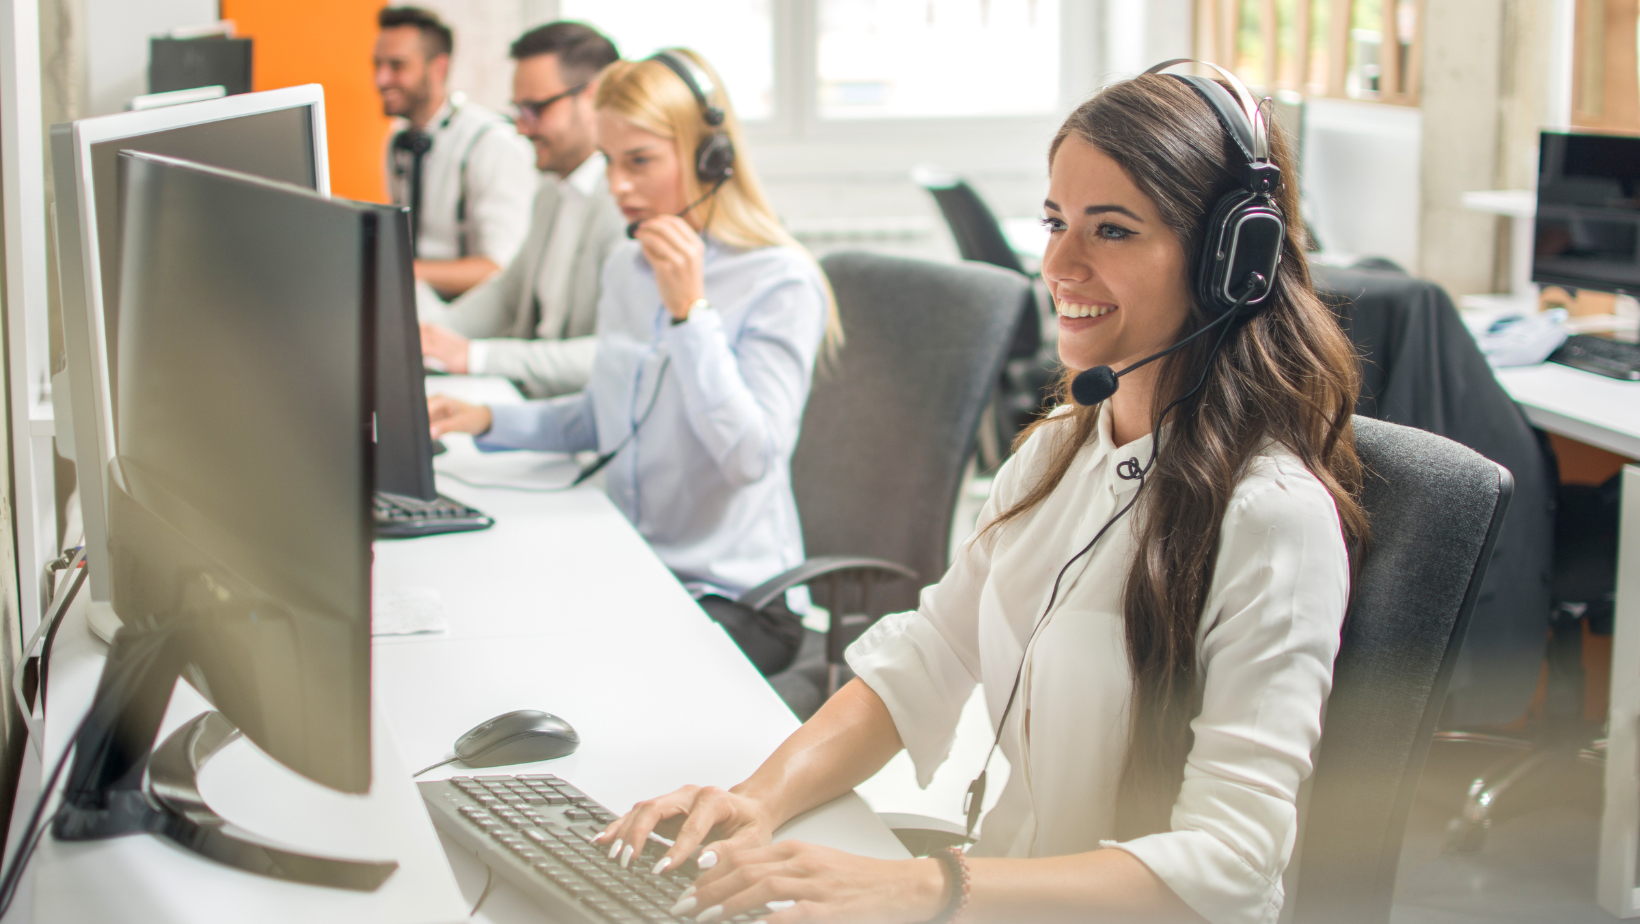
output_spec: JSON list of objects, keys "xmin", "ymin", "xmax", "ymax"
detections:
[{"xmin": 512, "ymin": 83, "xmax": 589, "ymax": 123}]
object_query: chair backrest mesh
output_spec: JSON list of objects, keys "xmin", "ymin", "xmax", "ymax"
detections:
[{"xmin": 796, "ymin": 252, "xmax": 1031, "ymax": 614}]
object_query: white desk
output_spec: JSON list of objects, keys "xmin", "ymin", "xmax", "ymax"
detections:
[
  {"xmin": 18, "ymin": 377, "xmax": 903, "ymax": 923},
  {"xmin": 1494, "ymin": 362, "xmax": 1640, "ymax": 917}
]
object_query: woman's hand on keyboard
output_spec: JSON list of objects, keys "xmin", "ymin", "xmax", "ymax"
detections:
[
  {"xmin": 427, "ymin": 395, "xmax": 492, "ymax": 439},
  {"xmin": 684, "ymin": 840, "xmax": 946, "ymax": 924},
  {"xmin": 595, "ymin": 784, "xmax": 775, "ymax": 874}
]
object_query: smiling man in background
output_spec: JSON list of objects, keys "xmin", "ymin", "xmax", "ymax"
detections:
[{"xmin": 375, "ymin": 6, "xmax": 537, "ymax": 301}]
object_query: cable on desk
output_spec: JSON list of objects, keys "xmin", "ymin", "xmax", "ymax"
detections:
[
  {"xmin": 469, "ymin": 867, "xmax": 494, "ymax": 918},
  {"xmin": 0, "ymin": 706, "xmax": 91, "ymax": 920},
  {"xmin": 414, "ymin": 755, "xmax": 460, "ymax": 777}
]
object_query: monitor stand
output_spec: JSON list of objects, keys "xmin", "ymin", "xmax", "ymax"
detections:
[{"xmin": 51, "ymin": 614, "xmax": 397, "ymax": 891}]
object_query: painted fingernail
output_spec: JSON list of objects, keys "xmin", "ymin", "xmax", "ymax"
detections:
[
  {"xmin": 766, "ymin": 900, "xmax": 796, "ymax": 910},
  {"xmin": 696, "ymin": 906, "xmax": 724, "ymax": 924},
  {"xmin": 696, "ymin": 850, "xmax": 718, "ymax": 870},
  {"xmin": 669, "ymin": 895, "xmax": 697, "ymax": 916},
  {"xmin": 681, "ymin": 885, "xmax": 696, "ymax": 898},
  {"xmin": 607, "ymin": 838, "xmax": 623, "ymax": 860},
  {"xmin": 620, "ymin": 844, "xmax": 634, "ymax": 868},
  {"xmin": 651, "ymin": 856, "xmax": 672, "ymax": 875}
]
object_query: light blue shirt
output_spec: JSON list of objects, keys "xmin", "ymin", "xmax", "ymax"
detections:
[{"xmin": 478, "ymin": 237, "xmax": 828, "ymax": 600}]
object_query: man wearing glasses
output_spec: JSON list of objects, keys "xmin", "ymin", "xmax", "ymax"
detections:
[
  {"xmin": 419, "ymin": 22, "xmax": 624, "ymax": 399},
  {"xmin": 376, "ymin": 7, "xmax": 537, "ymax": 301}
]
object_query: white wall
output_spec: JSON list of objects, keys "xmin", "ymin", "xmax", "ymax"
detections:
[
  {"xmin": 84, "ymin": 0, "xmax": 216, "ymax": 116},
  {"xmin": 1302, "ymin": 98, "xmax": 1424, "ymax": 270}
]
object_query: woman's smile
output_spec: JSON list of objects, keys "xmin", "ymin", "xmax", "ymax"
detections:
[{"xmin": 1056, "ymin": 294, "xmax": 1119, "ymax": 334}]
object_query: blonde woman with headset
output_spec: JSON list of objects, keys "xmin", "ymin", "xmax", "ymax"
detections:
[{"xmin": 430, "ymin": 49, "xmax": 837, "ymax": 678}]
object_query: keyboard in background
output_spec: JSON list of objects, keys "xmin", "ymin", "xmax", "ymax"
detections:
[
  {"xmin": 374, "ymin": 492, "xmax": 494, "ymax": 539},
  {"xmin": 421, "ymin": 774, "xmax": 770, "ymax": 924},
  {"xmin": 1549, "ymin": 334, "xmax": 1640, "ymax": 381}
]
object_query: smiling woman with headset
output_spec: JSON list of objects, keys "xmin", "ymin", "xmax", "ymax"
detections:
[
  {"xmin": 593, "ymin": 62, "xmax": 1369, "ymax": 924},
  {"xmin": 429, "ymin": 49, "xmax": 839, "ymax": 676}
]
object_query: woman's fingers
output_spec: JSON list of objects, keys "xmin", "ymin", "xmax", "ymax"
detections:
[
  {"xmin": 661, "ymin": 787, "xmax": 742, "ymax": 872},
  {"xmin": 603, "ymin": 795, "xmax": 688, "ymax": 870},
  {"xmin": 426, "ymin": 396, "xmax": 490, "ymax": 438}
]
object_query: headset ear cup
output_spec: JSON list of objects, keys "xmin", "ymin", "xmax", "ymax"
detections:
[
  {"xmin": 1196, "ymin": 191, "xmax": 1284, "ymax": 316},
  {"xmin": 696, "ymin": 132, "xmax": 736, "ymax": 184}
]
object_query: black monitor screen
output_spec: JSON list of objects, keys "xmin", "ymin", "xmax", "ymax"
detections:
[
  {"xmin": 92, "ymin": 105, "xmax": 316, "ymax": 429},
  {"xmin": 1534, "ymin": 131, "xmax": 1640, "ymax": 294},
  {"xmin": 111, "ymin": 151, "xmax": 372, "ymax": 793}
]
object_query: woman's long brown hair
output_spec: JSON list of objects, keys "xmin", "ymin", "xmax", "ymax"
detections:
[{"xmin": 987, "ymin": 74, "xmax": 1369, "ymax": 838}]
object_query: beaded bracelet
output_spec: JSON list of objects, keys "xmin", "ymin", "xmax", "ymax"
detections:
[{"xmin": 929, "ymin": 845, "xmax": 971, "ymax": 924}]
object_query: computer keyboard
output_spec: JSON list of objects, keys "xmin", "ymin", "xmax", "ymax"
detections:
[
  {"xmin": 1548, "ymin": 334, "xmax": 1640, "ymax": 381},
  {"xmin": 420, "ymin": 774, "xmax": 768, "ymax": 924},
  {"xmin": 374, "ymin": 491, "xmax": 494, "ymax": 539}
]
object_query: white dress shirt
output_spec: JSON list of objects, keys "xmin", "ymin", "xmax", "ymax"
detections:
[
  {"xmin": 847, "ymin": 405, "xmax": 1350, "ymax": 924},
  {"xmin": 387, "ymin": 91, "xmax": 537, "ymax": 267},
  {"xmin": 476, "ymin": 237, "xmax": 829, "ymax": 600},
  {"xmin": 466, "ymin": 153, "xmax": 606, "ymax": 376}
]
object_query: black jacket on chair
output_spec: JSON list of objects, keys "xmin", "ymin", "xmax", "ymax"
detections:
[{"xmin": 1313, "ymin": 263, "xmax": 1555, "ymax": 727}]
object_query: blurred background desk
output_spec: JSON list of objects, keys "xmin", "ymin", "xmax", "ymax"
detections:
[{"xmin": 1495, "ymin": 363, "xmax": 1640, "ymax": 917}]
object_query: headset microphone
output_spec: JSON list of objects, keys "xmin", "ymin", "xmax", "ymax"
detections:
[
  {"xmin": 625, "ymin": 174, "xmax": 731, "ymax": 239},
  {"xmin": 1068, "ymin": 277, "xmax": 1259, "ymax": 406}
]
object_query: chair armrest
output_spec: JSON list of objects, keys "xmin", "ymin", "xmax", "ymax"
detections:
[
  {"xmin": 737, "ymin": 556, "xmax": 918, "ymax": 612},
  {"xmin": 876, "ymin": 812, "xmax": 974, "ymax": 857}
]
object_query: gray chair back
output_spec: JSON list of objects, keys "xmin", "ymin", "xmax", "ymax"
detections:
[
  {"xmin": 796, "ymin": 252, "xmax": 1031, "ymax": 615},
  {"xmin": 1285, "ymin": 417, "xmax": 1512, "ymax": 923}
]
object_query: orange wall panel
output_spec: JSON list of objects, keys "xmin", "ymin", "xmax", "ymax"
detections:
[{"xmin": 222, "ymin": 0, "xmax": 390, "ymax": 203}]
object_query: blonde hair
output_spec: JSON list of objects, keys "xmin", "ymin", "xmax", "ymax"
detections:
[{"xmin": 595, "ymin": 49, "xmax": 841, "ymax": 348}]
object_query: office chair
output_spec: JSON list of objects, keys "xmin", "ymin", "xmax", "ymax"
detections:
[
  {"xmin": 1280, "ymin": 417, "xmax": 1511, "ymax": 923},
  {"xmin": 912, "ymin": 167, "xmax": 1055, "ymax": 466},
  {"xmin": 1313, "ymin": 261, "xmax": 1559, "ymax": 850},
  {"xmin": 755, "ymin": 252, "xmax": 1031, "ymax": 718}
]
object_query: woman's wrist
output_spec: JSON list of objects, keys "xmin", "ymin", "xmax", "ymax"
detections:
[
  {"xmin": 906, "ymin": 856, "xmax": 955, "ymax": 923},
  {"xmin": 667, "ymin": 292, "xmax": 707, "ymax": 321}
]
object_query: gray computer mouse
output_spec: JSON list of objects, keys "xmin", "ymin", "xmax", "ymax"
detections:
[{"xmin": 454, "ymin": 710, "xmax": 580, "ymax": 768}]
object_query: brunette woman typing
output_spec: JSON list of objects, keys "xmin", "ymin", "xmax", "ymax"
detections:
[
  {"xmin": 428, "ymin": 49, "xmax": 836, "ymax": 677},
  {"xmin": 594, "ymin": 62, "xmax": 1367, "ymax": 924}
]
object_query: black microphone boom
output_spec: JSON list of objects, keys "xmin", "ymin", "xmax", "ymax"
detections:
[
  {"xmin": 1068, "ymin": 275, "xmax": 1261, "ymax": 406},
  {"xmin": 625, "ymin": 174, "xmax": 731, "ymax": 239}
]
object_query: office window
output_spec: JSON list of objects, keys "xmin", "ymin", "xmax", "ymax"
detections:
[
  {"xmin": 558, "ymin": 0, "xmax": 775, "ymax": 120},
  {"xmin": 815, "ymin": 0, "xmax": 1060, "ymax": 120},
  {"xmin": 1570, "ymin": 0, "xmax": 1640, "ymax": 132},
  {"xmin": 1199, "ymin": 0, "xmax": 1422, "ymax": 105}
]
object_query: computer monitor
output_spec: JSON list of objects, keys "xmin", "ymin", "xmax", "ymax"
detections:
[
  {"xmin": 51, "ymin": 85, "xmax": 327, "ymax": 607},
  {"xmin": 1533, "ymin": 131, "xmax": 1640, "ymax": 295},
  {"xmin": 53, "ymin": 151, "xmax": 391, "ymax": 890},
  {"xmin": 367, "ymin": 203, "xmax": 440, "ymax": 502}
]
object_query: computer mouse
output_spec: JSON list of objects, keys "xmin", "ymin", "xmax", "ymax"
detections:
[{"xmin": 455, "ymin": 710, "xmax": 580, "ymax": 768}]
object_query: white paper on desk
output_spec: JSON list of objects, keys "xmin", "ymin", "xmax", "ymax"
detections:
[{"xmin": 373, "ymin": 586, "xmax": 448, "ymax": 636}]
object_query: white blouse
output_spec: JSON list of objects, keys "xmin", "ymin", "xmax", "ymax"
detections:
[{"xmin": 846, "ymin": 405, "xmax": 1350, "ymax": 924}]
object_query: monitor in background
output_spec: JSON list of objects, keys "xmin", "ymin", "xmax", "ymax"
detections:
[
  {"xmin": 149, "ymin": 35, "xmax": 254, "ymax": 97},
  {"xmin": 366, "ymin": 202, "xmax": 495, "ymax": 538},
  {"xmin": 51, "ymin": 85, "xmax": 327, "ymax": 610},
  {"xmin": 1534, "ymin": 131, "xmax": 1640, "ymax": 295},
  {"xmin": 52, "ymin": 151, "xmax": 392, "ymax": 890}
]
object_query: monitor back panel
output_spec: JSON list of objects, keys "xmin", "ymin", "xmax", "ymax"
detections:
[{"xmin": 111, "ymin": 151, "xmax": 372, "ymax": 793}]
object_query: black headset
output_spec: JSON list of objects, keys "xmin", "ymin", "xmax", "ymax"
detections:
[
  {"xmin": 1146, "ymin": 58, "xmax": 1285, "ymax": 316},
  {"xmin": 1067, "ymin": 60, "xmax": 1287, "ymax": 407},
  {"xmin": 647, "ymin": 50, "xmax": 736, "ymax": 185}
]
